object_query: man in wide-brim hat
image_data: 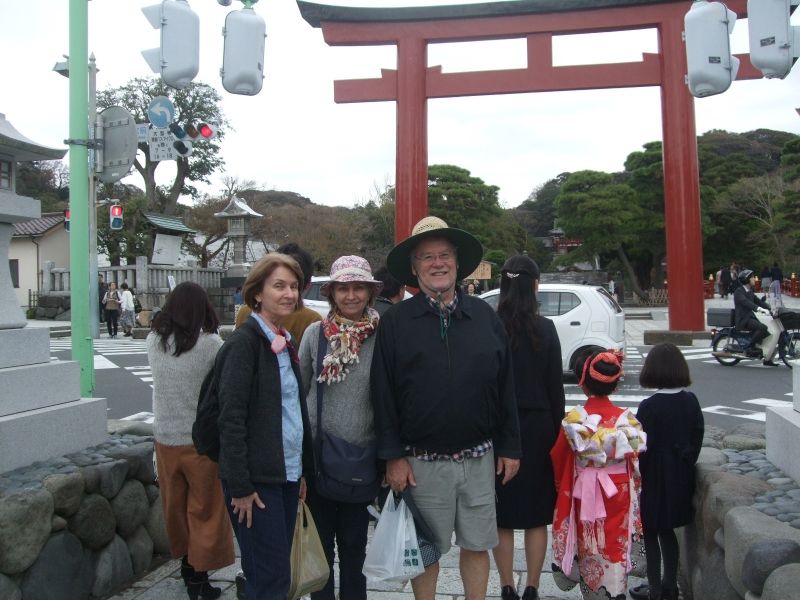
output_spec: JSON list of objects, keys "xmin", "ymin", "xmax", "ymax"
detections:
[{"xmin": 371, "ymin": 216, "xmax": 521, "ymax": 600}]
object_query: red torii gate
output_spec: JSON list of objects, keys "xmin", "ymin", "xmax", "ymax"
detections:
[{"xmin": 297, "ymin": 0, "xmax": 761, "ymax": 331}]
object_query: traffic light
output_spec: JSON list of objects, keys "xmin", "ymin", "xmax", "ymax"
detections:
[
  {"xmin": 747, "ymin": 0, "xmax": 799, "ymax": 79},
  {"xmin": 684, "ymin": 0, "xmax": 741, "ymax": 97},
  {"xmin": 110, "ymin": 204, "xmax": 124, "ymax": 231},
  {"xmin": 221, "ymin": 7, "xmax": 267, "ymax": 96},
  {"xmin": 64, "ymin": 209, "xmax": 70, "ymax": 232},
  {"xmin": 141, "ymin": 0, "xmax": 200, "ymax": 89},
  {"xmin": 168, "ymin": 123, "xmax": 193, "ymax": 157}
]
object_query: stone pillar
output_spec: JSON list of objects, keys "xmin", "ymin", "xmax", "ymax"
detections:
[{"xmin": 766, "ymin": 367, "xmax": 800, "ymax": 484}]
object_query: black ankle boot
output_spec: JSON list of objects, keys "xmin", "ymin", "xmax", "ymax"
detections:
[
  {"xmin": 235, "ymin": 571, "xmax": 246, "ymax": 600},
  {"xmin": 187, "ymin": 571, "xmax": 222, "ymax": 600},
  {"xmin": 501, "ymin": 585, "xmax": 520, "ymax": 600},
  {"xmin": 522, "ymin": 586, "xmax": 539, "ymax": 600},
  {"xmin": 180, "ymin": 556, "xmax": 195, "ymax": 586}
]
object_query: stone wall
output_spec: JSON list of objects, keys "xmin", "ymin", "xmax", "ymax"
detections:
[
  {"xmin": 33, "ymin": 294, "xmax": 70, "ymax": 321},
  {"xmin": 680, "ymin": 424, "xmax": 800, "ymax": 600},
  {"xmin": 0, "ymin": 428, "xmax": 168, "ymax": 600}
]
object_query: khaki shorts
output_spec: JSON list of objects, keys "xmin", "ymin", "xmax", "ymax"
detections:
[{"xmin": 407, "ymin": 449, "xmax": 497, "ymax": 554}]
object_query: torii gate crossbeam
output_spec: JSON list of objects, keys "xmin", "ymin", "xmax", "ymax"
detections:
[{"xmin": 298, "ymin": 0, "xmax": 761, "ymax": 331}]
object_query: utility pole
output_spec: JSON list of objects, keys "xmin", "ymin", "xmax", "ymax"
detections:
[
  {"xmin": 88, "ymin": 53, "xmax": 100, "ymax": 340},
  {"xmin": 67, "ymin": 0, "xmax": 94, "ymax": 395}
]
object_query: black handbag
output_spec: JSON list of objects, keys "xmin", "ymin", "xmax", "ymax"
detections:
[{"xmin": 314, "ymin": 329, "xmax": 379, "ymax": 503}]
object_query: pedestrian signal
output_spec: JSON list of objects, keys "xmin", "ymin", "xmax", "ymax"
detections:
[{"xmin": 110, "ymin": 204, "xmax": 124, "ymax": 231}]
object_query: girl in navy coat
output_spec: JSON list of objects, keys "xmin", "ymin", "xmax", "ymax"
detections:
[{"xmin": 636, "ymin": 343, "xmax": 704, "ymax": 600}]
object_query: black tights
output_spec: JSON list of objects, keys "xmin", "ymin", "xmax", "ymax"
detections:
[{"xmin": 644, "ymin": 528, "xmax": 679, "ymax": 597}]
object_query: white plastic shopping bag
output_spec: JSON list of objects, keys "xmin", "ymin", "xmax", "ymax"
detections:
[{"xmin": 362, "ymin": 493, "xmax": 425, "ymax": 583}]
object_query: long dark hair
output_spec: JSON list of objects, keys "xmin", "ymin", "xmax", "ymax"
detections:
[
  {"xmin": 151, "ymin": 281, "xmax": 220, "ymax": 356},
  {"xmin": 497, "ymin": 255, "xmax": 541, "ymax": 350}
]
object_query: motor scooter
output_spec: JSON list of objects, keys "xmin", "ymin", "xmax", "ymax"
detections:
[{"xmin": 709, "ymin": 308, "xmax": 800, "ymax": 368}]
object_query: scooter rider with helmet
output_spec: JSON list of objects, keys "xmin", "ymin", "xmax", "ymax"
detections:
[{"xmin": 733, "ymin": 269, "xmax": 776, "ymax": 365}]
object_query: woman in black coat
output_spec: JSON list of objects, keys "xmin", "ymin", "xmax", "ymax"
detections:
[
  {"xmin": 493, "ymin": 255, "xmax": 565, "ymax": 600},
  {"xmin": 636, "ymin": 343, "xmax": 704, "ymax": 600}
]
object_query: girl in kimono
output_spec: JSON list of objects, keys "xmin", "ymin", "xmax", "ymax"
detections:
[{"xmin": 550, "ymin": 350, "xmax": 647, "ymax": 600}]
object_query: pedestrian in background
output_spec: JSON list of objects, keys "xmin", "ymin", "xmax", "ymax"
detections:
[
  {"xmin": 719, "ymin": 265, "xmax": 732, "ymax": 299},
  {"xmin": 373, "ymin": 266, "xmax": 406, "ymax": 316},
  {"xmin": 299, "ymin": 255, "xmax": 383, "ymax": 600},
  {"xmin": 98, "ymin": 274, "xmax": 107, "ymax": 324},
  {"xmin": 147, "ymin": 282, "xmax": 234, "ymax": 600},
  {"xmin": 760, "ymin": 266, "xmax": 772, "ymax": 294},
  {"xmin": 634, "ymin": 343, "xmax": 703, "ymax": 600},
  {"xmin": 102, "ymin": 281, "xmax": 121, "ymax": 338},
  {"xmin": 119, "ymin": 282, "xmax": 136, "ymax": 337},
  {"xmin": 493, "ymin": 255, "xmax": 565, "ymax": 600}
]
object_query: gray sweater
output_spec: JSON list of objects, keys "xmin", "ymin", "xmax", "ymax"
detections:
[
  {"xmin": 298, "ymin": 321, "xmax": 376, "ymax": 447},
  {"xmin": 147, "ymin": 332, "xmax": 223, "ymax": 446}
]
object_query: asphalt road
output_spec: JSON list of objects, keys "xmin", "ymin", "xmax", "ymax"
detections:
[{"xmin": 49, "ymin": 337, "xmax": 795, "ymax": 430}]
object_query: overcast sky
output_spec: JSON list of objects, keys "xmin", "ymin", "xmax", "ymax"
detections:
[{"xmin": 2, "ymin": 0, "xmax": 798, "ymax": 209}]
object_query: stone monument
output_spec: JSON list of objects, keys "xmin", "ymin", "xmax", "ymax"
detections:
[
  {"xmin": 0, "ymin": 112, "xmax": 107, "ymax": 473},
  {"xmin": 215, "ymin": 196, "xmax": 262, "ymax": 285}
]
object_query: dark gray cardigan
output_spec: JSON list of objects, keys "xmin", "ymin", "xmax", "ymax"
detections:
[{"xmin": 216, "ymin": 318, "xmax": 313, "ymax": 498}]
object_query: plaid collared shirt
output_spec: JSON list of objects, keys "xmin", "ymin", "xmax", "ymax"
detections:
[{"xmin": 406, "ymin": 440, "xmax": 493, "ymax": 462}]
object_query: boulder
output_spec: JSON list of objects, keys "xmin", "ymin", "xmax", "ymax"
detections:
[
  {"xmin": 91, "ymin": 534, "xmax": 134, "ymax": 598},
  {"xmin": 698, "ymin": 446, "xmax": 728, "ymax": 466},
  {"xmin": 0, "ymin": 490, "xmax": 54, "ymax": 574},
  {"xmin": 42, "ymin": 472, "xmax": 85, "ymax": 517},
  {"xmin": 145, "ymin": 500, "xmax": 171, "ymax": 555},
  {"xmin": 97, "ymin": 459, "xmax": 130, "ymax": 499},
  {"xmin": 19, "ymin": 532, "xmax": 93, "ymax": 600},
  {"xmin": 693, "ymin": 546, "xmax": 742, "ymax": 600},
  {"xmin": 81, "ymin": 465, "xmax": 101, "ymax": 494},
  {"xmin": 761, "ymin": 563, "xmax": 800, "ymax": 600},
  {"xmin": 126, "ymin": 525, "xmax": 154, "ymax": 575},
  {"xmin": 742, "ymin": 539, "xmax": 800, "ymax": 595},
  {"xmin": 725, "ymin": 506, "xmax": 800, "ymax": 597},
  {"xmin": 110, "ymin": 480, "xmax": 150, "ymax": 538},
  {"xmin": 106, "ymin": 442, "xmax": 156, "ymax": 484},
  {"xmin": 145, "ymin": 484, "xmax": 160, "ymax": 505},
  {"xmin": 723, "ymin": 434, "xmax": 767, "ymax": 451},
  {"xmin": 68, "ymin": 494, "xmax": 116, "ymax": 550},
  {"xmin": 52, "ymin": 515, "xmax": 67, "ymax": 532},
  {"xmin": 701, "ymin": 472, "xmax": 771, "ymax": 549},
  {"xmin": 0, "ymin": 574, "xmax": 21, "ymax": 600}
]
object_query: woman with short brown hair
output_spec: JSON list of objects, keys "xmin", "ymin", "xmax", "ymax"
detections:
[{"xmin": 216, "ymin": 253, "xmax": 314, "ymax": 600}]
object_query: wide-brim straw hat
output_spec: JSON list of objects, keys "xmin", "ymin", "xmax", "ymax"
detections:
[
  {"xmin": 320, "ymin": 255, "xmax": 384, "ymax": 296},
  {"xmin": 386, "ymin": 216, "xmax": 483, "ymax": 287}
]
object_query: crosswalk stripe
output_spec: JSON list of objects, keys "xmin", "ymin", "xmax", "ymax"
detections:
[
  {"xmin": 703, "ymin": 405, "xmax": 766, "ymax": 422},
  {"xmin": 743, "ymin": 398, "xmax": 793, "ymax": 408}
]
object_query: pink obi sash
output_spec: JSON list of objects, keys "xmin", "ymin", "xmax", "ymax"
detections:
[{"xmin": 561, "ymin": 462, "xmax": 629, "ymax": 574}]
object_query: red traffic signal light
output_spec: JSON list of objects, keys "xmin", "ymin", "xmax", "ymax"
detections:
[
  {"xmin": 198, "ymin": 123, "xmax": 215, "ymax": 139},
  {"xmin": 64, "ymin": 209, "xmax": 70, "ymax": 232},
  {"xmin": 110, "ymin": 204, "xmax": 124, "ymax": 230}
]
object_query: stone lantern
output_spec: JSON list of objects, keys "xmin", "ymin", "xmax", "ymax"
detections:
[
  {"xmin": 214, "ymin": 196, "xmax": 263, "ymax": 280},
  {"xmin": 0, "ymin": 113, "xmax": 107, "ymax": 472}
]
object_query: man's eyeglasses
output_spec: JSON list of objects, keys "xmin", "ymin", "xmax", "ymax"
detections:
[{"xmin": 413, "ymin": 251, "xmax": 456, "ymax": 265}]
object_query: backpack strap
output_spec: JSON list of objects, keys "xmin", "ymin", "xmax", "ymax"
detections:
[{"xmin": 315, "ymin": 326, "xmax": 327, "ymax": 464}]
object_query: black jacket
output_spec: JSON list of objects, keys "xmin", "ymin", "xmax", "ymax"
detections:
[
  {"xmin": 216, "ymin": 318, "xmax": 313, "ymax": 498},
  {"xmin": 733, "ymin": 286, "xmax": 769, "ymax": 329},
  {"xmin": 509, "ymin": 317, "xmax": 565, "ymax": 436},
  {"xmin": 370, "ymin": 290, "xmax": 521, "ymax": 460},
  {"xmin": 637, "ymin": 390, "xmax": 704, "ymax": 529}
]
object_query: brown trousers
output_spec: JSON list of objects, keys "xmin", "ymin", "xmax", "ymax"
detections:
[{"xmin": 154, "ymin": 442, "xmax": 235, "ymax": 571}]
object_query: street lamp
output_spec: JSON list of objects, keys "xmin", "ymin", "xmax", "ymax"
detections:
[{"xmin": 53, "ymin": 53, "xmax": 102, "ymax": 339}]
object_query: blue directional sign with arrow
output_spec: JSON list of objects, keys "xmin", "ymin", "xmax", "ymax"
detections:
[{"xmin": 147, "ymin": 96, "xmax": 175, "ymax": 129}]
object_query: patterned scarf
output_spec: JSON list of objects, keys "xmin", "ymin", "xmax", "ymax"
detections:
[{"xmin": 317, "ymin": 307, "xmax": 380, "ymax": 385}]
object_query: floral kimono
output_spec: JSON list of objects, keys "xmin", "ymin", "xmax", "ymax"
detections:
[{"xmin": 550, "ymin": 396, "xmax": 647, "ymax": 599}]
